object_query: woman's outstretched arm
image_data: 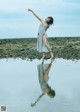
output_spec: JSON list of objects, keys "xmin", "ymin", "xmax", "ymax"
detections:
[
  {"xmin": 31, "ymin": 93, "xmax": 44, "ymax": 107},
  {"xmin": 28, "ymin": 9, "xmax": 43, "ymax": 22}
]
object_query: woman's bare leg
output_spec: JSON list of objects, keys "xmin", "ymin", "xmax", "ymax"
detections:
[
  {"xmin": 42, "ymin": 53, "xmax": 44, "ymax": 64},
  {"xmin": 50, "ymin": 51, "xmax": 54, "ymax": 63},
  {"xmin": 43, "ymin": 36, "xmax": 54, "ymax": 63}
]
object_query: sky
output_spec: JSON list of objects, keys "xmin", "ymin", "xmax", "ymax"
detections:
[{"xmin": 0, "ymin": 0, "xmax": 80, "ymax": 39}]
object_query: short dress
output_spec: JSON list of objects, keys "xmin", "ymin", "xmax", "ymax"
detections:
[
  {"xmin": 37, "ymin": 23, "xmax": 49, "ymax": 53},
  {"xmin": 37, "ymin": 63, "xmax": 51, "ymax": 91}
]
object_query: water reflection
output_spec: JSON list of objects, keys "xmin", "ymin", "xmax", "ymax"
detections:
[
  {"xmin": 0, "ymin": 59, "xmax": 80, "ymax": 112},
  {"xmin": 31, "ymin": 62, "xmax": 55, "ymax": 107}
]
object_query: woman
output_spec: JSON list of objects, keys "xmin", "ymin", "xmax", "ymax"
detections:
[{"xmin": 28, "ymin": 9, "xmax": 54, "ymax": 63}]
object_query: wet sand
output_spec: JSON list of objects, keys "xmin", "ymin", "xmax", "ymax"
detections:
[{"xmin": 0, "ymin": 37, "xmax": 80, "ymax": 60}]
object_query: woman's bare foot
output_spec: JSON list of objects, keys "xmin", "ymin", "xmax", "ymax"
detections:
[
  {"xmin": 51, "ymin": 57, "xmax": 54, "ymax": 63},
  {"xmin": 42, "ymin": 53, "xmax": 44, "ymax": 64},
  {"xmin": 51, "ymin": 52, "xmax": 54, "ymax": 63},
  {"xmin": 42, "ymin": 58, "xmax": 44, "ymax": 64}
]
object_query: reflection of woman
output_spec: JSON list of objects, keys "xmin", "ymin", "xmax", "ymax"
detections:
[{"xmin": 31, "ymin": 62, "xmax": 55, "ymax": 107}]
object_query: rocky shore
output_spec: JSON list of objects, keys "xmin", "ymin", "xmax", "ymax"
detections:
[{"xmin": 0, "ymin": 37, "xmax": 80, "ymax": 60}]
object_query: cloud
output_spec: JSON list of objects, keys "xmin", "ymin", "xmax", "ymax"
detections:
[
  {"xmin": 0, "ymin": 12, "xmax": 26, "ymax": 19},
  {"xmin": 0, "ymin": 0, "xmax": 62, "ymax": 12},
  {"xmin": 63, "ymin": 0, "xmax": 80, "ymax": 3},
  {"xmin": 0, "ymin": 0, "xmax": 30, "ymax": 12},
  {"xmin": 0, "ymin": 0, "xmax": 80, "ymax": 38}
]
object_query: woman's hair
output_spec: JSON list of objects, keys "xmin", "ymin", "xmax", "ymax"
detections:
[
  {"xmin": 48, "ymin": 89, "xmax": 55, "ymax": 98},
  {"xmin": 47, "ymin": 16, "xmax": 54, "ymax": 25},
  {"xmin": 47, "ymin": 86, "xmax": 55, "ymax": 98}
]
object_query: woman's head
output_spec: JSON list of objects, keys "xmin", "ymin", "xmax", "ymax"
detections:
[
  {"xmin": 45, "ymin": 16, "xmax": 54, "ymax": 26},
  {"xmin": 47, "ymin": 86, "xmax": 55, "ymax": 98}
]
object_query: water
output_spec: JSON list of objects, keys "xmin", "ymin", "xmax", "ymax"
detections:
[{"xmin": 0, "ymin": 58, "xmax": 80, "ymax": 112}]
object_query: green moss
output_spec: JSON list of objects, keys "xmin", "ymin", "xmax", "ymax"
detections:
[{"xmin": 0, "ymin": 37, "xmax": 80, "ymax": 60}]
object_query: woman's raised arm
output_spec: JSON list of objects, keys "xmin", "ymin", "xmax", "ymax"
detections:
[{"xmin": 28, "ymin": 9, "xmax": 43, "ymax": 23}]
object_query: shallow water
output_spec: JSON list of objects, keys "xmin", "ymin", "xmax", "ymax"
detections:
[{"xmin": 0, "ymin": 58, "xmax": 80, "ymax": 112}]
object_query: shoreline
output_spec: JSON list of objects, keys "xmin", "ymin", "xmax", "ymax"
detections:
[{"xmin": 0, "ymin": 37, "xmax": 80, "ymax": 60}]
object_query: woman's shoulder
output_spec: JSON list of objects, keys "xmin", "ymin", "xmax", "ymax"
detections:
[{"xmin": 41, "ymin": 20, "xmax": 49, "ymax": 28}]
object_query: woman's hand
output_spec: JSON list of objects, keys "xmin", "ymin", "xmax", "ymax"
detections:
[
  {"xmin": 28, "ymin": 9, "xmax": 33, "ymax": 12},
  {"xmin": 28, "ymin": 9, "xmax": 43, "ymax": 22}
]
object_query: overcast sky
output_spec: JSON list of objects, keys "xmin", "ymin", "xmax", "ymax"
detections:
[{"xmin": 0, "ymin": 0, "xmax": 80, "ymax": 39}]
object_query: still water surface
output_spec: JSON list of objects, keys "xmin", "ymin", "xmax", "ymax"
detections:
[{"xmin": 0, "ymin": 58, "xmax": 80, "ymax": 112}]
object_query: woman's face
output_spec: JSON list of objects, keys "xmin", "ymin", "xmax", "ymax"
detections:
[{"xmin": 45, "ymin": 17, "xmax": 50, "ymax": 23}]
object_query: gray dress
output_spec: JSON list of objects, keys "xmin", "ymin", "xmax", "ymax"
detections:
[
  {"xmin": 37, "ymin": 23, "xmax": 49, "ymax": 53},
  {"xmin": 37, "ymin": 63, "xmax": 51, "ymax": 91}
]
